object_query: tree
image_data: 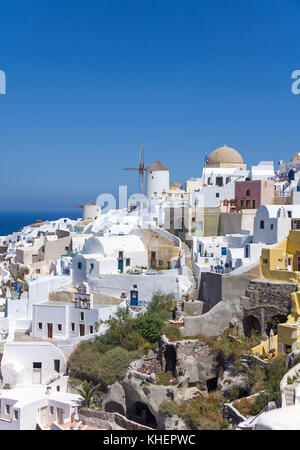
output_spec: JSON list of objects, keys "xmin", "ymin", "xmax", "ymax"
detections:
[{"xmin": 77, "ymin": 380, "xmax": 100, "ymax": 408}]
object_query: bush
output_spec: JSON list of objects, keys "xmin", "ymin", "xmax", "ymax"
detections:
[
  {"xmin": 263, "ymin": 354, "xmax": 286, "ymax": 401},
  {"xmin": 233, "ymin": 397, "xmax": 255, "ymax": 416},
  {"xmin": 97, "ymin": 347, "xmax": 142, "ymax": 386},
  {"xmin": 67, "ymin": 342, "xmax": 142, "ymax": 387},
  {"xmin": 180, "ymin": 391, "xmax": 227, "ymax": 430},
  {"xmin": 162, "ymin": 324, "xmax": 182, "ymax": 341},
  {"xmin": 97, "ymin": 307, "xmax": 142, "ymax": 351},
  {"xmin": 228, "ymin": 386, "xmax": 240, "ymax": 402},
  {"xmin": 248, "ymin": 364, "xmax": 265, "ymax": 394},
  {"xmin": 147, "ymin": 291, "xmax": 175, "ymax": 320},
  {"xmin": 137, "ymin": 314, "xmax": 164, "ymax": 344},
  {"xmin": 159, "ymin": 400, "xmax": 181, "ymax": 417}
]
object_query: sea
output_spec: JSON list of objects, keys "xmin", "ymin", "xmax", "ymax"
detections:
[{"xmin": 0, "ymin": 211, "xmax": 81, "ymax": 236}]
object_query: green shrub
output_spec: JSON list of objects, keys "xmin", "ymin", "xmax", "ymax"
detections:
[
  {"xmin": 146, "ymin": 291, "xmax": 175, "ymax": 320},
  {"xmin": 137, "ymin": 314, "xmax": 164, "ymax": 344},
  {"xmin": 179, "ymin": 391, "xmax": 227, "ymax": 430},
  {"xmin": 228, "ymin": 386, "xmax": 240, "ymax": 401},
  {"xmin": 97, "ymin": 347, "xmax": 142, "ymax": 386},
  {"xmin": 67, "ymin": 343, "xmax": 142, "ymax": 387},
  {"xmin": 159, "ymin": 400, "xmax": 181, "ymax": 417}
]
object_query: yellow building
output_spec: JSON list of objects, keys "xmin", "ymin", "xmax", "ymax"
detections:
[{"xmin": 252, "ymin": 230, "xmax": 300, "ymax": 361}]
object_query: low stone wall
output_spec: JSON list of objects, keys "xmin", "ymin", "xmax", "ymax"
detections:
[
  {"xmin": 130, "ymin": 350, "xmax": 162, "ymax": 374},
  {"xmin": 221, "ymin": 402, "xmax": 246, "ymax": 427},
  {"xmin": 78, "ymin": 409, "xmax": 153, "ymax": 430}
]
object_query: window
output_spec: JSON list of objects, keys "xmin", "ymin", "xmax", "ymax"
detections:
[
  {"xmin": 216, "ymin": 193, "xmax": 220, "ymax": 198},
  {"xmin": 133, "ymin": 284, "xmax": 137, "ymax": 289},
  {"xmin": 118, "ymin": 251, "xmax": 123, "ymax": 259},
  {"xmin": 89, "ymin": 325, "xmax": 93, "ymax": 334},
  {"xmin": 50, "ymin": 406, "xmax": 54, "ymax": 415},
  {"xmin": 6, "ymin": 404, "xmax": 10, "ymax": 415},
  {"xmin": 56, "ymin": 386, "xmax": 60, "ymax": 392},
  {"xmin": 36, "ymin": 269, "xmax": 40, "ymax": 274},
  {"xmin": 216, "ymin": 177, "xmax": 223, "ymax": 187},
  {"xmin": 260, "ymin": 220, "xmax": 264, "ymax": 229},
  {"xmin": 240, "ymin": 200, "xmax": 244, "ymax": 207},
  {"xmin": 252, "ymin": 200, "xmax": 256, "ymax": 209},
  {"xmin": 54, "ymin": 360, "xmax": 60, "ymax": 372},
  {"xmin": 38, "ymin": 322, "xmax": 43, "ymax": 330},
  {"xmin": 78, "ymin": 262, "xmax": 82, "ymax": 269},
  {"xmin": 65, "ymin": 247, "xmax": 69, "ymax": 252},
  {"xmin": 263, "ymin": 259, "xmax": 268, "ymax": 264},
  {"xmin": 159, "ymin": 260, "xmax": 163, "ymax": 266},
  {"xmin": 126, "ymin": 258, "xmax": 130, "ymax": 266},
  {"xmin": 14, "ymin": 410, "xmax": 18, "ymax": 420},
  {"xmin": 226, "ymin": 177, "xmax": 230, "ymax": 184},
  {"xmin": 80, "ymin": 312, "xmax": 84, "ymax": 321},
  {"xmin": 270, "ymin": 223, "xmax": 274, "ymax": 230},
  {"xmin": 71, "ymin": 322, "xmax": 75, "ymax": 332},
  {"xmin": 288, "ymin": 211, "xmax": 292, "ymax": 218},
  {"xmin": 33, "ymin": 362, "xmax": 42, "ymax": 369},
  {"xmin": 246, "ymin": 189, "xmax": 251, "ymax": 196},
  {"xmin": 57, "ymin": 324, "xmax": 62, "ymax": 332},
  {"xmin": 90, "ymin": 263, "xmax": 94, "ymax": 270}
]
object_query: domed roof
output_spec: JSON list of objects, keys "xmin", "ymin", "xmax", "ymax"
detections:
[{"xmin": 208, "ymin": 145, "xmax": 244, "ymax": 165}]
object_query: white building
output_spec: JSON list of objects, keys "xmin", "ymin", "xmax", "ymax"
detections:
[
  {"xmin": 253, "ymin": 205, "xmax": 300, "ymax": 245},
  {"xmin": 72, "ymin": 234, "xmax": 148, "ymax": 283},
  {"xmin": 1, "ymin": 341, "xmax": 67, "ymax": 388},
  {"xmin": 0, "ymin": 385, "xmax": 83, "ymax": 430},
  {"xmin": 31, "ymin": 284, "xmax": 123, "ymax": 343}
]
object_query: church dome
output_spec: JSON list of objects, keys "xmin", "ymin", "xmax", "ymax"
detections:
[{"xmin": 208, "ymin": 145, "xmax": 244, "ymax": 165}]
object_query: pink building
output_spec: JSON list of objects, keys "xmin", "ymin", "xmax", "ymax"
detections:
[{"xmin": 235, "ymin": 180, "xmax": 275, "ymax": 211}]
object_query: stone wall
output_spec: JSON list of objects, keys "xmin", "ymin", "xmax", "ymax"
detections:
[
  {"xmin": 78, "ymin": 409, "xmax": 153, "ymax": 430},
  {"xmin": 243, "ymin": 279, "xmax": 297, "ymax": 336},
  {"xmin": 160, "ymin": 336, "xmax": 218, "ymax": 387}
]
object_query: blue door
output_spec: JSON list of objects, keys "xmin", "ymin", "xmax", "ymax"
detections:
[
  {"xmin": 130, "ymin": 291, "xmax": 138, "ymax": 306},
  {"xmin": 118, "ymin": 259, "xmax": 123, "ymax": 273}
]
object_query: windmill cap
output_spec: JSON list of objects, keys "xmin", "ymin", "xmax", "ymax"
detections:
[{"xmin": 146, "ymin": 158, "xmax": 169, "ymax": 171}]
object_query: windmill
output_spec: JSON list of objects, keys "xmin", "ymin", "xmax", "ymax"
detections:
[{"xmin": 124, "ymin": 142, "xmax": 146, "ymax": 193}]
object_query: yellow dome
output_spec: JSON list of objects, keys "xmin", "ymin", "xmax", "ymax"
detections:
[{"xmin": 208, "ymin": 145, "xmax": 244, "ymax": 165}]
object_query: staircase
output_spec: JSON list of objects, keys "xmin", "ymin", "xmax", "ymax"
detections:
[
  {"xmin": 284, "ymin": 385, "xmax": 296, "ymax": 406},
  {"xmin": 181, "ymin": 242, "xmax": 199, "ymax": 300}
]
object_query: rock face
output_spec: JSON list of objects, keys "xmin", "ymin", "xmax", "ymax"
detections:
[
  {"xmin": 101, "ymin": 335, "xmax": 220, "ymax": 429},
  {"xmin": 160, "ymin": 335, "xmax": 219, "ymax": 388},
  {"xmin": 102, "ymin": 381, "xmax": 126, "ymax": 416}
]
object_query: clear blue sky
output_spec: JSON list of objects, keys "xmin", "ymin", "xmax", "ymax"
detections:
[{"xmin": 0, "ymin": 0, "xmax": 299, "ymax": 211}]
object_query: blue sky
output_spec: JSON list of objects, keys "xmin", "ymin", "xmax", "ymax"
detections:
[{"xmin": 0, "ymin": 0, "xmax": 299, "ymax": 211}]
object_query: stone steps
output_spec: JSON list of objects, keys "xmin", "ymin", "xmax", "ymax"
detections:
[{"xmin": 284, "ymin": 385, "xmax": 296, "ymax": 406}]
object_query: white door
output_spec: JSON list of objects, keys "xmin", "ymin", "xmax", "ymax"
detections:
[
  {"xmin": 56, "ymin": 408, "xmax": 64, "ymax": 424},
  {"xmin": 33, "ymin": 368, "xmax": 41, "ymax": 384}
]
